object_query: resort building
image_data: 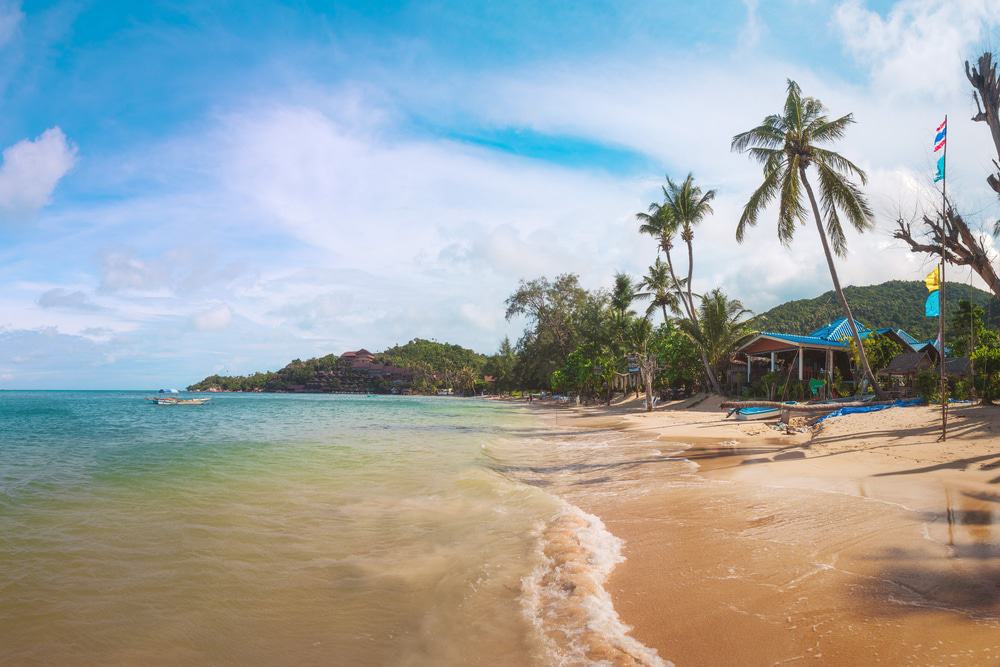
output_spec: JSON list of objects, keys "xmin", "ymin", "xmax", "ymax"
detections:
[
  {"xmin": 733, "ymin": 318, "xmax": 938, "ymax": 393},
  {"xmin": 341, "ymin": 349, "xmax": 376, "ymax": 367}
]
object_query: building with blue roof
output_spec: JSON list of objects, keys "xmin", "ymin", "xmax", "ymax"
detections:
[{"xmin": 733, "ymin": 317, "xmax": 937, "ymax": 392}]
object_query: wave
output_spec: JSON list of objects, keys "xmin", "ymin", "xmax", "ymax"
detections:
[{"xmin": 521, "ymin": 500, "xmax": 671, "ymax": 667}]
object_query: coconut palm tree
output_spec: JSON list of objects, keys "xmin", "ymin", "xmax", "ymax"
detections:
[
  {"xmin": 635, "ymin": 258, "xmax": 682, "ymax": 322},
  {"xmin": 731, "ymin": 79, "xmax": 879, "ymax": 393},
  {"xmin": 661, "ymin": 173, "xmax": 716, "ymax": 319},
  {"xmin": 678, "ymin": 289, "xmax": 754, "ymax": 382},
  {"xmin": 610, "ymin": 272, "xmax": 637, "ymax": 317},
  {"xmin": 636, "ymin": 190, "xmax": 723, "ymax": 394}
]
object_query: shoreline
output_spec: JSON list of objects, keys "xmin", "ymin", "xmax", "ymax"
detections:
[{"xmin": 521, "ymin": 396, "xmax": 1000, "ymax": 665}]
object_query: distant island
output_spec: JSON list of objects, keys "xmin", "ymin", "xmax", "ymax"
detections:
[{"xmin": 187, "ymin": 338, "xmax": 490, "ymax": 395}]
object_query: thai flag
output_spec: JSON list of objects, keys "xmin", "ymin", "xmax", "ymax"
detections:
[{"xmin": 933, "ymin": 118, "xmax": 947, "ymax": 152}]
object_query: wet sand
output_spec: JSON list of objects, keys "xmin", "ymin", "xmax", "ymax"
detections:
[{"xmin": 524, "ymin": 396, "xmax": 1000, "ymax": 666}]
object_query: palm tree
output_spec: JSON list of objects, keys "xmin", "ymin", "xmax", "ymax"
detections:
[
  {"xmin": 662, "ymin": 173, "xmax": 716, "ymax": 319},
  {"xmin": 678, "ymin": 289, "xmax": 754, "ymax": 383},
  {"xmin": 634, "ymin": 258, "xmax": 681, "ymax": 322},
  {"xmin": 610, "ymin": 272, "xmax": 637, "ymax": 317},
  {"xmin": 731, "ymin": 79, "xmax": 879, "ymax": 393},
  {"xmin": 636, "ymin": 183, "xmax": 723, "ymax": 394}
]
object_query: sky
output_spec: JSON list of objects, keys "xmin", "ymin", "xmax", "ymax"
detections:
[{"xmin": 1, "ymin": 0, "xmax": 999, "ymax": 389}]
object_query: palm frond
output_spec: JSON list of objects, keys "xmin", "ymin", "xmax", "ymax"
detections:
[
  {"xmin": 736, "ymin": 159, "xmax": 783, "ymax": 243},
  {"xmin": 777, "ymin": 157, "xmax": 807, "ymax": 246},
  {"xmin": 812, "ymin": 146, "xmax": 868, "ymax": 184},
  {"xmin": 816, "ymin": 161, "xmax": 874, "ymax": 238},
  {"xmin": 809, "ymin": 113, "xmax": 855, "ymax": 144}
]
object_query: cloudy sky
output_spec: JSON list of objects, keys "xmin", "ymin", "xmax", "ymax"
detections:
[{"xmin": 1, "ymin": 0, "xmax": 999, "ymax": 388}]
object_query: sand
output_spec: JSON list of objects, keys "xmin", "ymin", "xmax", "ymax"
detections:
[{"xmin": 525, "ymin": 395, "xmax": 1000, "ymax": 666}]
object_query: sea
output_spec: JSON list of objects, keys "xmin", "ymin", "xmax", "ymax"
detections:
[{"xmin": 0, "ymin": 391, "xmax": 666, "ymax": 666}]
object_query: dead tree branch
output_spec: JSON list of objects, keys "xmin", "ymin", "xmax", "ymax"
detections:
[
  {"xmin": 893, "ymin": 205, "xmax": 1000, "ymax": 299},
  {"xmin": 966, "ymin": 52, "xmax": 1000, "ymax": 195}
]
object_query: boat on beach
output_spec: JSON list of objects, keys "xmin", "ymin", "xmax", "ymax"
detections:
[{"xmin": 733, "ymin": 406, "xmax": 781, "ymax": 421}]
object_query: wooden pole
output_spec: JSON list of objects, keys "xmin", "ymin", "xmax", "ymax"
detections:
[{"xmin": 940, "ymin": 115, "xmax": 948, "ymax": 441}]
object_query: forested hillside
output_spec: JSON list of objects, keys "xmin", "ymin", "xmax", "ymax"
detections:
[
  {"xmin": 754, "ymin": 280, "xmax": 1000, "ymax": 339},
  {"xmin": 188, "ymin": 339, "xmax": 487, "ymax": 393}
]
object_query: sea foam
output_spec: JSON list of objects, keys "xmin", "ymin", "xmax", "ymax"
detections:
[{"xmin": 521, "ymin": 500, "xmax": 671, "ymax": 667}]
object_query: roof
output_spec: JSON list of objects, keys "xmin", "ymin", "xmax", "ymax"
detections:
[
  {"xmin": 883, "ymin": 351, "xmax": 932, "ymax": 374},
  {"xmin": 341, "ymin": 348, "xmax": 375, "ymax": 358},
  {"xmin": 742, "ymin": 318, "xmax": 930, "ymax": 354},
  {"xmin": 945, "ymin": 357, "xmax": 972, "ymax": 377},
  {"xmin": 808, "ymin": 318, "xmax": 872, "ymax": 342},
  {"xmin": 748, "ymin": 318, "xmax": 871, "ymax": 351},
  {"xmin": 874, "ymin": 327, "xmax": 921, "ymax": 348}
]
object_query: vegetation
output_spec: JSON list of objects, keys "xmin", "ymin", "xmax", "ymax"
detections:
[
  {"xmin": 732, "ymin": 79, "xmax": 879, "ymax": 393},
  {"xmin": 636, "ymin": 173, "xmax": 722, "ymax": 393},
  {"xmin": 677, "ymin": 289, "xmax": 754, "ymax": 382},
  {"xmin": 188, "ymin": 339, "xmax": 487, "ymax": 395},
  {"xmin": 848, "ymin": 333, "xmax": 902, "ymax": 375},
  {"xmin": 754, "ymin": 280, "xmax": 1000, "ymax": 339}
]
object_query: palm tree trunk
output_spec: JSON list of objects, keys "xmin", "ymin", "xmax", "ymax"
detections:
[
  {"xmin": 661, "ymin": 303, "xmax": 668, "ymax": 322},
  {"xmin": 685, "ymin": 231, "xmax": 696, "ymax": 325},
  {"xmin": 799, "ymin": 167, "xmax": 881, "ymax": 395},
  {"xmin": 664, "ymin": 239, "xmax": 722, "ymax": 394}
]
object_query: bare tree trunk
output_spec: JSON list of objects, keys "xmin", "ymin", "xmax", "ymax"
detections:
[
  {"xmin": 967, "ymin": 53, "xmax": 1000, "ymax": 195},
  {"xmin": 895, "ymin": 207, "xmax": 1000, "ymax": 300},
  {"xmin": 799, "ymin": 166, "xmax": 881, "ymax": 396}
]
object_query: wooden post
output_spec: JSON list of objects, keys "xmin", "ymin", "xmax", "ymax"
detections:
[
  {"xmin": 826, "ymin": 349, "xmax": 833, "ymax": 398},
  {"xmin": 746, "ymin": 354, "xmax": 751, "ymax": 383},
  {"xmin": 798, "ymin": 347, "xmax": 804, "ymax": 381},
  {"xmin": 770, "ymin": 352, "xmax": 776, "ymax": 372}
]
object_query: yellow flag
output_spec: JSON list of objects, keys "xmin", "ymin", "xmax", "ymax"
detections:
[{"xmin": 925, "ymin": 266, "xmax": 940, "ymax": 292}]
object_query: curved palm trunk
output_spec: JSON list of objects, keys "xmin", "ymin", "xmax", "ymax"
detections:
[
  {"xmin": 800, "ymin": 167, "xmax": 881, "ymax": 396},
  {"xmin": 663, "ymin": 239, "xmax": 722, "ymax": 394},
  {"xmin": 661, "ymin": 303, "xmax": 668, "ymax": 323},
  {"xmin": 685, "ymin": 231, "xmax": 696, "ymax": 324}
]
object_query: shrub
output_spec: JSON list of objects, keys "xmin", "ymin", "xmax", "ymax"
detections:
[{"xmin": 915, "ymin": 370, "xmax": 939, "ymax": 401}]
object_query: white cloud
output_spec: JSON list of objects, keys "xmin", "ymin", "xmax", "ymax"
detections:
[
  {"xmin": 192, "ymin": 303, "xmax": 232, "ymax": 331},
  {"xmin": 0, "ymin": 0, "xmax": 22, "ymax": 47},
  {"xmin": 833, "ymin": 0, "xmax": 1000, "ymax": 99},
  {"xmin": 0, "ymin": 127, "xmax": 76, "ymax": 220}
]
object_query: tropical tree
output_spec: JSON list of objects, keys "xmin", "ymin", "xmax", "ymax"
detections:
[
  {"xmin": 636, "ymin": 176, "xmax": 723, "ymax": 394},
  {"xmin": 678, "ymin": 289, "xmax": 754, "ymax": 383},
  {"xmin": 626, "ymin": 315, "xmax": 658, "ymax": 411},
  {"xmin": 950, "ymin": 298, "xmax": 985, "ymax": 358},
  {"xmin": 504, "ymin": 274, "xmax": 590, "ymax": 387},
  {"xmin": 610, "ymin": 272, "xmax": 637, "ymax": 317},
  {"xmin": 731, "ymin": 79, "xmax": 880, "ymax": 393},
  {"xmin": 635, "ymin": 257, "xmax": 682, "ymax": 322},
  {"xmin": 662, "ymin": 173, "xmax": 716, "ymax": 320},
  {"xmin": 848, "ymin": 333, "xmax": 902, "ymax": 376}
]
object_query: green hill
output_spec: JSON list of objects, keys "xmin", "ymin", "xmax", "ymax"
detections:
[
  {"xmin": 188, "ymin": 338, "xmax": 487, "ymax": 394},
  {"xmin": 754, "ymin": 280, "xmax": 1000, "ymax": 340}
]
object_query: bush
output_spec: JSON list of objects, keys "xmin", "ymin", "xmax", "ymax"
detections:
[{"xmin": 914, "ymin": 370, "xmax": 939, "ymax": 401}]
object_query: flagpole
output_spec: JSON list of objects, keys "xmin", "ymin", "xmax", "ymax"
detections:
[{"xmin": 939, "ymin": 114, "xmax": 948, "ymax": 442}]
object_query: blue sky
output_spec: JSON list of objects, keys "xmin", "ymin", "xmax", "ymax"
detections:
[{"xmin": 1, "ymin": 0, "xmax": 999, "ymax": 388}]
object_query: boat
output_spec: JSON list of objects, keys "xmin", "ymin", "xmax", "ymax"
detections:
[
  {"xmin": 147, "ymin": 396, "xmax": 211, "ymax": 405},
  {"xmin": 733, "ymin": 406, "xmax": 781, "ymax": 421},
  {"xmin": 729, "ymin": 400, "xmax": 797, "ymax": 421}
]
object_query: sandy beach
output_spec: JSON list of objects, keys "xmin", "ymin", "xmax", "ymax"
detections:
[{"xmin": 516, "ymin": 397, "xmax": 1000, "ymax": 666}]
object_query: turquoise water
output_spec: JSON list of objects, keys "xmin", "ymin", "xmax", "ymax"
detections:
[{"xmin": 0, "ymin": 392, "xmax": 573, "ymax": 666}]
